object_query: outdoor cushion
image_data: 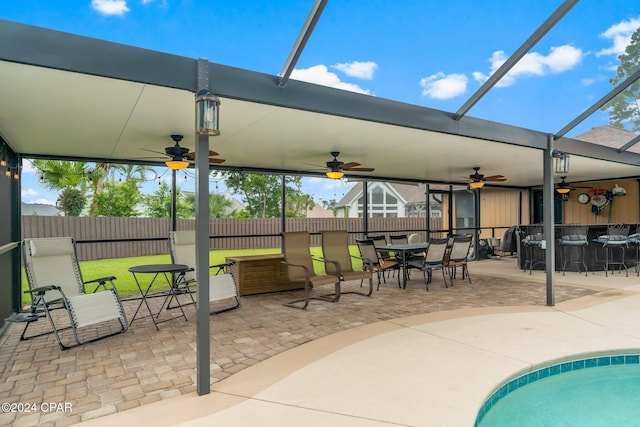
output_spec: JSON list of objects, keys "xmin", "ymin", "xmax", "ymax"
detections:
[
  {"xmin": 562, "ymin": 234, "xmax": 587, "ymax": 241},
  {"xmin": 29, "ymin": 237, "xmax": 75, "ymax": 257}
]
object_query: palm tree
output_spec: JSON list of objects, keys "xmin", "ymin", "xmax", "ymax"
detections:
[
  {"xmin": 183, "ymin": 192, "xmax": 235, "ymax": 218},
  {"xmin": 111, "ymin": 163, "xmax": 157, "ymax": 183},
  {"xmin": 32, "ymin": 159, "xmax": 92, "ymax": 216},
  {"xmin": 32, "ymin": 159, "xmax": 91, "ymax": 193}
]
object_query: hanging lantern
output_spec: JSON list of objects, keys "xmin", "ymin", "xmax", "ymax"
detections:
[{"xmin": 195, "ymin": 90, "xmax": 220, "ymax": 136}]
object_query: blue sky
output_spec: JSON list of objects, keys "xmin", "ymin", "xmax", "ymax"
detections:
[{"xmin": 4, "ymin": 0, "xmax": 640, "ymax": 207}]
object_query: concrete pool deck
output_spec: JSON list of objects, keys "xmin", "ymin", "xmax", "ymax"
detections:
[{"xmin": 74, "ymin": 258, "xmax": 640, "ymax": 426}]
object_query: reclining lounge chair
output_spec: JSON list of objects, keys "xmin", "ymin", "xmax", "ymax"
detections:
[
  {"xmin": 22, "ymin": 237, "xmax": 128, "ymax": 350},
  {"xmin": 169, "ymin": 230, "xmax": 240, "ymax": 314}
]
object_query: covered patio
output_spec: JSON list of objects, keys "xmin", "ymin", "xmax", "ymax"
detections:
[{"xmin": 2, "ymin": 1, "xmax": 640, "ymax": 424}]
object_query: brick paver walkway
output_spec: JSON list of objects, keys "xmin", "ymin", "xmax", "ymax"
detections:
[{"xmin": 0, "ymin": 272, "xmax": 595, "ymax": 426}]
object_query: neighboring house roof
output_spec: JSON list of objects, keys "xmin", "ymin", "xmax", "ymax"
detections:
[
  {"xmin": 220, "ymin": 191, "xmax": 245, "ymax": 213},
  {"xmin": 336, "ymin": 182, "xmax": 430, "ymax": 208},
  {"xmin": 306, "ymin": 203, "xmax": 334, "ymax": 218},
  {"xmin": 573, "ymin": 126, "xmax": 640, "ymax": 154},
  {"xmin": 21, "ymin": 202, "xmax": 60, "ymax": 216}
]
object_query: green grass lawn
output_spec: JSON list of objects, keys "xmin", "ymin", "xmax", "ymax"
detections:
[{"xmin": 20, "ymin": 246, "xmax": 364, "ymax": 305}]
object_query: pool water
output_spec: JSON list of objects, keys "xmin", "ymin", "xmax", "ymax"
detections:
[{"xmin": 476, "ymin": 355, "xmax": 640, "ymax": 427}]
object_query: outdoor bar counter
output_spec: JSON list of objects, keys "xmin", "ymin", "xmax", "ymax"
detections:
[{"xmin": 515, "ymin": 224, "xmax": 639, "ymax": 273}]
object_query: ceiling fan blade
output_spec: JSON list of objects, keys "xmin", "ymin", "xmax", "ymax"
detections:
[
  {"xmin": 209, "ymin": 158, "xmax": 226, "ymax": 164},
  {"xmin": 483, "ymin": 175, "xmax": 505, "ymax": 180},
  {"xmin": 346, "ymin": 167, "xmax": 375, "ymax": 172},
  {"xmin": 185, "ymin": 150, "xmax": 220, "ymax": 160},
  {"xmin": 341, "ymin": 162, "xmax": 361, "ymax": 169}
]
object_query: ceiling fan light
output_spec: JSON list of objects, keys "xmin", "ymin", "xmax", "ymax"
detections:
[
  {"xmin": 166, "ymin": 160, "xmax": 189, "ymax": 170},
  {"xmin": 326, "ymin": 170, "xmax": 344, "ymax": 179},
  {"xmin": 469, "ymin": 181, "xmax": 484, "ymax": 189},
  {"xmin": 556, "ymin": 187, "xmax": 571, "ymax": 194}
]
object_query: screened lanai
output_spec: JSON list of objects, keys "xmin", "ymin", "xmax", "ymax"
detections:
[{"xmin": 2, "ymin": 0, "xmax": 640, "ymax": 396}]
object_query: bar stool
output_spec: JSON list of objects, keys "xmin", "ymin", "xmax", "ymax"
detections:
[
  {"xmin": 521, "ymin": 225, "xmax": 544, "ymax": 275},
  {"xmin": 558, "ymin": 225, "xmax": 589, "ymax": 276},
  {"xmin": 593, "ymin": 224, "xmax": 630, "ymax": 277},
  {"xmin": 627, "ymin": 228, "xmax": 640, "ymax": 277}
]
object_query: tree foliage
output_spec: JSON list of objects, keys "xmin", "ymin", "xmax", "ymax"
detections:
[
  {"xmin": 56, "ymin": 187, "xmax": 86, "ymax": 216},
  {"xmin": 89, "ymin": 163, "xmax": 155, "ymax": 215},
  {"xmin": 32, "ymin": 160, "xmax": 91, "ymax": 193},
  {"xmin": 183, "ymin": 192, "xmax": 236, "ymax": 218},
  {"xmin": 92, "ymin": 180, "xmax": 141, "ymax": 217},
  {"xmin": 605, "ymin": 26, "xmax": 640, "ymax": 131},
  {"xmin": 143, "ymin": 182, "xmax": 192, "ymax": 218},
  {"xmin": 221, "ymin": 172, "xmax": 313, "ymax": 218}
]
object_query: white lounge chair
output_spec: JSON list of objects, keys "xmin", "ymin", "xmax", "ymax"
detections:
[
  {"xmin": 168, "ymin": 230, "xmax": 240, "ymax": 314},
  {"xmin": 22, "ymin": 237, "xmax": 128, "ymax": 350}
]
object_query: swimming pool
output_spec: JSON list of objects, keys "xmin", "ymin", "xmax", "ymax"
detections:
[{"xmin": 475, "ymin": 353, "xmax": 640, "ymax": 427}]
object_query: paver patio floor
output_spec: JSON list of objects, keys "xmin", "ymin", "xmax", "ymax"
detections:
[{"xmin": 0, "ymin": 258, "xmax": 599, "ymax": 426}]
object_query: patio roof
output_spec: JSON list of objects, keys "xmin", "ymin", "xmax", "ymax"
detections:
[{"xmin": 1, "ymin": 19, "xmax": 639, "ymax": 188}]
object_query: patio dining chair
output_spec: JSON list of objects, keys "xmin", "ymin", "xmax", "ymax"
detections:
[
  {"xmin": 446, "ymin": 236, "xmax": 473, "ymax": 284},
  {"xmin": 369, "ymin": 235, "xmax": 391, "ymax": 260},
  {"xmin": 169, "ymin": 230, "xmax": 240, "ymax": 314},
  {"xmin": 281, "ymin": 231, "xmax": 341, "ymax": 309},
  {"xmin": 320, "ymin": 230, "xmax": 373, "ymax": 297},
  {"xmin": 21, "ymin": 237, "xmax": 128, "ymax": 350},
  {"xmin": 356, "ymin": 239, "xmax": 400, "ymax": 289},
  {"xmin": 406, "ymin": 238, "xmax": 449, "ymax": 290}
]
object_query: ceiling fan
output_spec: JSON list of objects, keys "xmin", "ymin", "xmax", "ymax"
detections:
[
  {"xmin": 466, "ymin": 167, "xmax": 506, "ymax": 189},
  {"xmin": 556, "ymin": 176, "xmax": 592, "ymax": 194},
  {"xmin": 140, "ymin": 134, "xmax": 225, "ymax": 170},
  {"xmin": 318, "ymin": 151, "xmax": 375, "ymax": 179}
]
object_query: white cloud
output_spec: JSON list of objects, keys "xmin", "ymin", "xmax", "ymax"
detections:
[
  {"xmin": 290, "ymin": 65, "xmax": 372, "ymax": 95},
  {"xmin": 419, "ymin": 72, "xmax": 468, "ymax": 100},
  {"xmin": 597, "ymin": 17, "xmax": 640, "ymax": 57},
  {"xmin": 91, "ymin": 0, "xmax": 130, "ymax": 16},
  {"xmin": 473, "ymin": 45, "xmax": 583, "ymax": 87},
  {"xmin": 331, "ymin": 61, "xmax": 378, "ymax": 80},
  {"xmin": 581, "ymin": 77, "xmax": 596, "ymax": 86},
  {"xmin": 21, "ymin": 188, "xmax": 39, "ymax": 198},
  {"xmin": 22, "ymin": 161, "xmax": 37, "ymax": 173}
]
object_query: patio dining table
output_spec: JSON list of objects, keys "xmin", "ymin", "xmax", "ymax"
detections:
[{"xmin": 378, "ymin": 243, "xmax": 429, "ymax": 288}]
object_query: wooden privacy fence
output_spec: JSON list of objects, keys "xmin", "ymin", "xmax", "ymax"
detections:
[{"xmin": 21, "ymin": 216, "xmax": 443, "ymax": 261}]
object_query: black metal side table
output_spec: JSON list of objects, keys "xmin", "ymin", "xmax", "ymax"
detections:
[{"xmin": 128, "ymin": 263, "xmax": 190, "ymax": 330}]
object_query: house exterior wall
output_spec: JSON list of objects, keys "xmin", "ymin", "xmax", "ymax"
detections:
[
  {"xmin": 479, "ymin": 189, "xmax": 526, "ymax": 238},
  {"xmin": 560, "ymin": 179, "xmax": 639, "ymax": 225}
]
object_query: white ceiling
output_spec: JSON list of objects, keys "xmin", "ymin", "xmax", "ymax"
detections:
[{"xmin": 1, "ymin": 57, "xmax": 639, "ymax": 189}]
